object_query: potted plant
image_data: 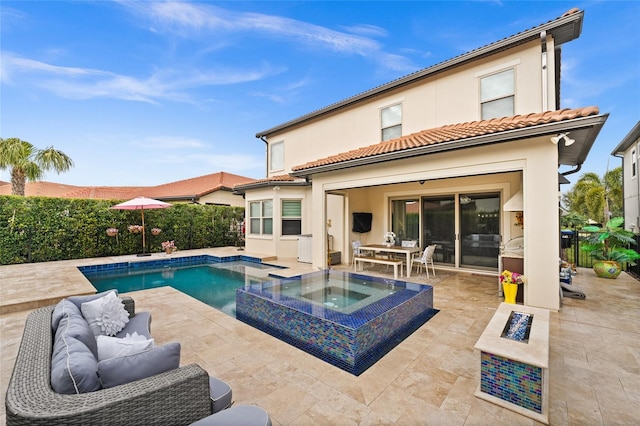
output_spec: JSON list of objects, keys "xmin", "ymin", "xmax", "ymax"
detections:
[
  {"xmin": 106, "ymin": 228, "xmax": 118, "ymax": 237},
  {"xmin": 499, "ymin": 270, "xmax": 525, "ymax": 304},
  {"xmin": 581, "ymin": 217, "xmax": 640, "ymax": 278},
  {"xmin": 161, "ymin": 240, "xmax": 177, "ymax": 255},
  {"xmin": 383, "ymin": 232, "xmax": 396, "ymax": 247}
]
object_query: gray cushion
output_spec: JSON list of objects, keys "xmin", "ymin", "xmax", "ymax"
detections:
[
  {"xmin": 51, "ymin": 299, "xmax": 82, "ymax": 331},
  {"xmin": 209, "ymin": 376, "xmax": 232, "ymax": 413},
  {"xmin": 97, "ymin": 342, "xmax": 181, "ymax": 388},
  {"xmin": 115, "ymin": 311, "xmax": 152, "ymax": 339},
  {"xmin": 190, "ymin": 406, "xmax": 272, "ymax": 426},
  {"xmin": 50, "ymin": 316, "xmax": 101, "ymax": 394}
]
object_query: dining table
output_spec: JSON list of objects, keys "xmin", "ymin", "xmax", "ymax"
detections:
[{"xmin": 357, "ymin": 244, "xmax": 422, "ymax": 278}]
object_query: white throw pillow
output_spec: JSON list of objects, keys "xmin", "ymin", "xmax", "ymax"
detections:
[
  {"xmin": 96, "ymin": 334, "xmax": 155, "ymax": 361},
  {"xmin": 81, "ymin": 291, "xmax": 130, "ymax": 336}
]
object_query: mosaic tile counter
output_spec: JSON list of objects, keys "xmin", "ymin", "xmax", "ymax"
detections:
[{"xmin": 474, "ymin": 302, "xmax": 550, "ymax": 424}]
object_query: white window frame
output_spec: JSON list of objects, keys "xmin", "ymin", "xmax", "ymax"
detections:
[
  {"xmin": 281, "ymin": 199, "xmax": 302, "ymax": 236},
  {"xmin": 270, "ymin": 141, "xmax": 284, "ymax": 172},
  {"xmin": 249, "ymin": 200, "xmax": 273, "ymax": 235},
  {"xmin": 480, "ymin": 68, "xmax": 515, "ymax": 120},
  {"xmin": 381, "ymin": 103, "xmax": 402, "ymax": 141}
]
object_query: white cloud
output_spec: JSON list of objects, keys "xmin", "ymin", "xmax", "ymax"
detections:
[
  {"xmin": 0, "ymin": 51, "xmax": 280, "ymax": 103},
  {"xmin": 119, "ymin": 1, "xmax": 416, "ymax": 72}
]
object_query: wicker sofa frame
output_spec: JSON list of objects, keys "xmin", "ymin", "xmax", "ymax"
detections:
[{"xmin": 5, "ymin": 297, "xmax": 213, "ymax": 425}]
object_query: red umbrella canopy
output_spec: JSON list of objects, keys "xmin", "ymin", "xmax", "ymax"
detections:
[{"xmin": 110, "ymin": 196, "xmax": 172, "ymax": 210}]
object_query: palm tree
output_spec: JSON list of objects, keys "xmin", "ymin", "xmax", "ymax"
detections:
[
  {"xmin": 0, "ymin": 137, "xmax": 74, "ymax": 196},
  {"xmin": 562, "ymin": 167, "xmax": 623, "ymax": 224}
]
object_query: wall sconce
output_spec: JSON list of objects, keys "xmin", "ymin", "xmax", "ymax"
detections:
[
  {"xmin": 418, "ymin": 180, "xmax": 425, "ymax": 185},
  {"xmin": 550, "ymin": 133, "xmax": 575, "ymax": 146},
  {"xmin": 515, "ymin": 211, "xmax": 524, "ymax": 228}
]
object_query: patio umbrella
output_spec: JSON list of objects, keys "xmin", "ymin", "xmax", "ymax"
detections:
[{"xmin": 111, "ymin": 196, "xmax": 172, "ymax": 256}]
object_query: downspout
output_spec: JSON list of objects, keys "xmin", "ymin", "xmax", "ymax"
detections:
[
  {"xmin": 540, "ymin": 31, "xmax": 548, "ymax": 111},
  {"xmin": 561, "ymin": 164, "xmax": 581, "ymax": 177},
  {"xmin": 260, "ymin": 136, "xmax": 269, "ymax": 176}
]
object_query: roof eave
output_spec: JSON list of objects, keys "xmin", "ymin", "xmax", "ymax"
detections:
[
  {"xmin": 233, "ymin": 180, "xmax": 310, "ymax": 195},
  {"xmin": 256, "ymin": 10, "xmax": 584, "ymax": 139},
  {"xmin": 290, "ymin": 113, "xmax": 608, "ymax": 178},
  {"xmin": 611, "ymin": 121, "xmax": 640, "ymax": 156}
]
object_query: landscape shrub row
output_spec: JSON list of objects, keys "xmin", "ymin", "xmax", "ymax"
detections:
[{"xmin": 0, "ymin": 196, "xmax": 244, "ymax": 265}]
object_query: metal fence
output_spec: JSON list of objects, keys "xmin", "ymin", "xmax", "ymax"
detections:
[{"xmin": 561, "ymin": 230, "xmax": 640, "ymax": 278}]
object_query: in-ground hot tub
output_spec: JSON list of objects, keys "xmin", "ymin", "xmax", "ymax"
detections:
[{"xmin": 235, "ymin": 270, "xmax": 437, "ymax": 375}]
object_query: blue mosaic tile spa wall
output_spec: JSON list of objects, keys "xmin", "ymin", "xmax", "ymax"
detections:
[
  {"xmin": 236, "ymin": 284, "xmax": 436, "ymax": 375},
  {"xmin": 480, "ymin": 352, "xmax": 543, "ymax": 413}
]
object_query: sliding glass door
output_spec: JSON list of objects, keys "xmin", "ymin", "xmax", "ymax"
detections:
[
  {"xmin": 391, "ymin": 199, "xmax": 420, "ymax": 244},
  {"xmin": 459, "ymin": 193, "xmax": 500, "ymax": 269},
  {"xmin": 420, "ymin": 193, "xmax": 501, "ymax": 269},
  {"xmin": 422, "ymin": 196, "xmax": 455, "ymax": 265}
]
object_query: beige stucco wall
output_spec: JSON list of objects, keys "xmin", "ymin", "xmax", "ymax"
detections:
[
  {"xmin": 244, "ymin": 185, "xmax": 313, "ymax": 259},
  {"xmin": 620, "ymin": 140, "xmax": 640, "ymax": 232},
  {"xmin": 306, "ymin": 136, "xmax": 559, "ymax": 310},
  {"xmin": 266, "ymin": 40, "xmax": 551, "ymax": 177}
]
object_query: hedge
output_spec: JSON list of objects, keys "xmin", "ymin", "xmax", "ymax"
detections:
[{"xmin": 0, "ymin": 195, "xmax": 245, "ymax": 265}]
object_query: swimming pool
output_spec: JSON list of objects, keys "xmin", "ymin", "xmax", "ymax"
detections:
[
  {"xmin": 79, "ymin": 255, "xmax": 284, "ymax": 317},
  {"xmin": 80, "ymin": 256, "xmax": 438, "ymax": 375},
  {"xmin": 236, "ymin": 270, "xmax": 437, "ymax": 375}
]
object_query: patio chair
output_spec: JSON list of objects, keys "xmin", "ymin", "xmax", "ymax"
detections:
[
  {"xmin": 412, "ymin": 245, "xmax": 437, "ymax": 278},
  {"xmin": 393, "ymin": 240, "xmax": 418, "ymax": 261}
]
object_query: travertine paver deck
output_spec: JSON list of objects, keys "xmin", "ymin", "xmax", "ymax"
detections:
[{"xmin": 1, "ymin": 249, "xmax": 638, "ymax": 425}]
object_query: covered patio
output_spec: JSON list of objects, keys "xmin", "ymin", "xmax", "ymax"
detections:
[{"xmin": 1, "ymin": 248, "xmax": 638, "ymax": 425}]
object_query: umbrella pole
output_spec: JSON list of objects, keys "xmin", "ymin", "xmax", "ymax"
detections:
[{"xmin": 138, "ymin": 207, "xmax": 151, "ymax": 257}]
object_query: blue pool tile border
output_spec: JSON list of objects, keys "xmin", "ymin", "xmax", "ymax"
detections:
[{"xmin": 78, "ymin": 254, "xmax": 279, "ymax": 277}]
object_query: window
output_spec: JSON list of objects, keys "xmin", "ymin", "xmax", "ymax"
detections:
[
  {"xmin": 381, "ymin": 104, "xmax": 402, "ymax": 141},
  {"xmin": 281, "ymin": 200, "xmax": 302, "ymax": 235},
  {"xmin": 632, "ymin": 148, "xmax": 637, "ymax": 178},
  {"xmin": 270, "ymin": 141, "xmax": 284, "ymax": 172},
  {"xmin": 249, "ymin": 200, "xmax": 273, "ymax": 235},
  {"xmin": 480, "ymin": 69, "xmax": 514, "ymax": 119}
]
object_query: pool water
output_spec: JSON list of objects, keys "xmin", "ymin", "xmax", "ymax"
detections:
[
  {"xmin": 279, "ymin": 274, "xmax": 398, "ymax": 313},
  {"xmin": 84, "ymin": 260, "xmax": 280, "ymax": 317}
]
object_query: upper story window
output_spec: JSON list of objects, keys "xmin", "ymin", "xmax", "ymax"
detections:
[
  {"xmin": 281, "ymin": 200, "xmax": 302, "ymax": 235},
  {"xmin": 632, "ymin": 148, "xmax": 637, "ymax": 178},
  {"xmin": 480, "ymin": 69, "xmax": 514, "ymax": 120},
  {"xmin": 270, "ymin": 141, "xmax": 284, "ymax": 172},
  {"xmin": 381, "ymin": 104, "xmax": 402, "ymax": 141},
  {"xmin": 249, "ymin": 200, "xmax": 273, "ymax": 235}
]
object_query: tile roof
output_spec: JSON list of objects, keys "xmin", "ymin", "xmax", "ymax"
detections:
[
  {"xmin": 0, "ymin": 171, "xmax": 256, "ymax": 200},
  {"xmin": 292, "ymin": 106, "xmax": 600, "ymax": 172}
]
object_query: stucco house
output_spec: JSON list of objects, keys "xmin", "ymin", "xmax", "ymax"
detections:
[
  {"xmin": 234, "ymin": 8, "xmax": 608, "ymax": 310},
  {"xmin": 612, "ymin": 121, "xmax": 640, "ymax": 232}
]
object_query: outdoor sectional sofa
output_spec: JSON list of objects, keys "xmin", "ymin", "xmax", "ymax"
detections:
[{"xmin": 5, "ymin": 292, "xmax": 214, "ymax": 425}]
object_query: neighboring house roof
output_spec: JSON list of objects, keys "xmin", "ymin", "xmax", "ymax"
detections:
[
  {"xmin": 0, "ymin": 171, "xmax": 256, "ymax": 201},
  {"xmin": 290, "ymin": 106, "xmax": 608, "ymax": 177},
  {"xmin": 611, "ymin": 121, "xmax": 640, "ymax": 156},
  {"xmin": 140, "ymin": 171, "xmax": 257, "ymax": 201},
  {"xmin": 256, "ymin": 8, "xmax": 583, "ymax": 138}
]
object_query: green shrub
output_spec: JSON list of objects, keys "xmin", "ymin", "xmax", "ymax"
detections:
[{"xmin": 0, "ymin": 196, "xmax": 244, "ymax": 265}]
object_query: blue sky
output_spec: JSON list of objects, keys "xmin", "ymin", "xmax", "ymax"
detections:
[{"xmin": 1, "ymin": 1, "xmax": 638, "ymax": 188}]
